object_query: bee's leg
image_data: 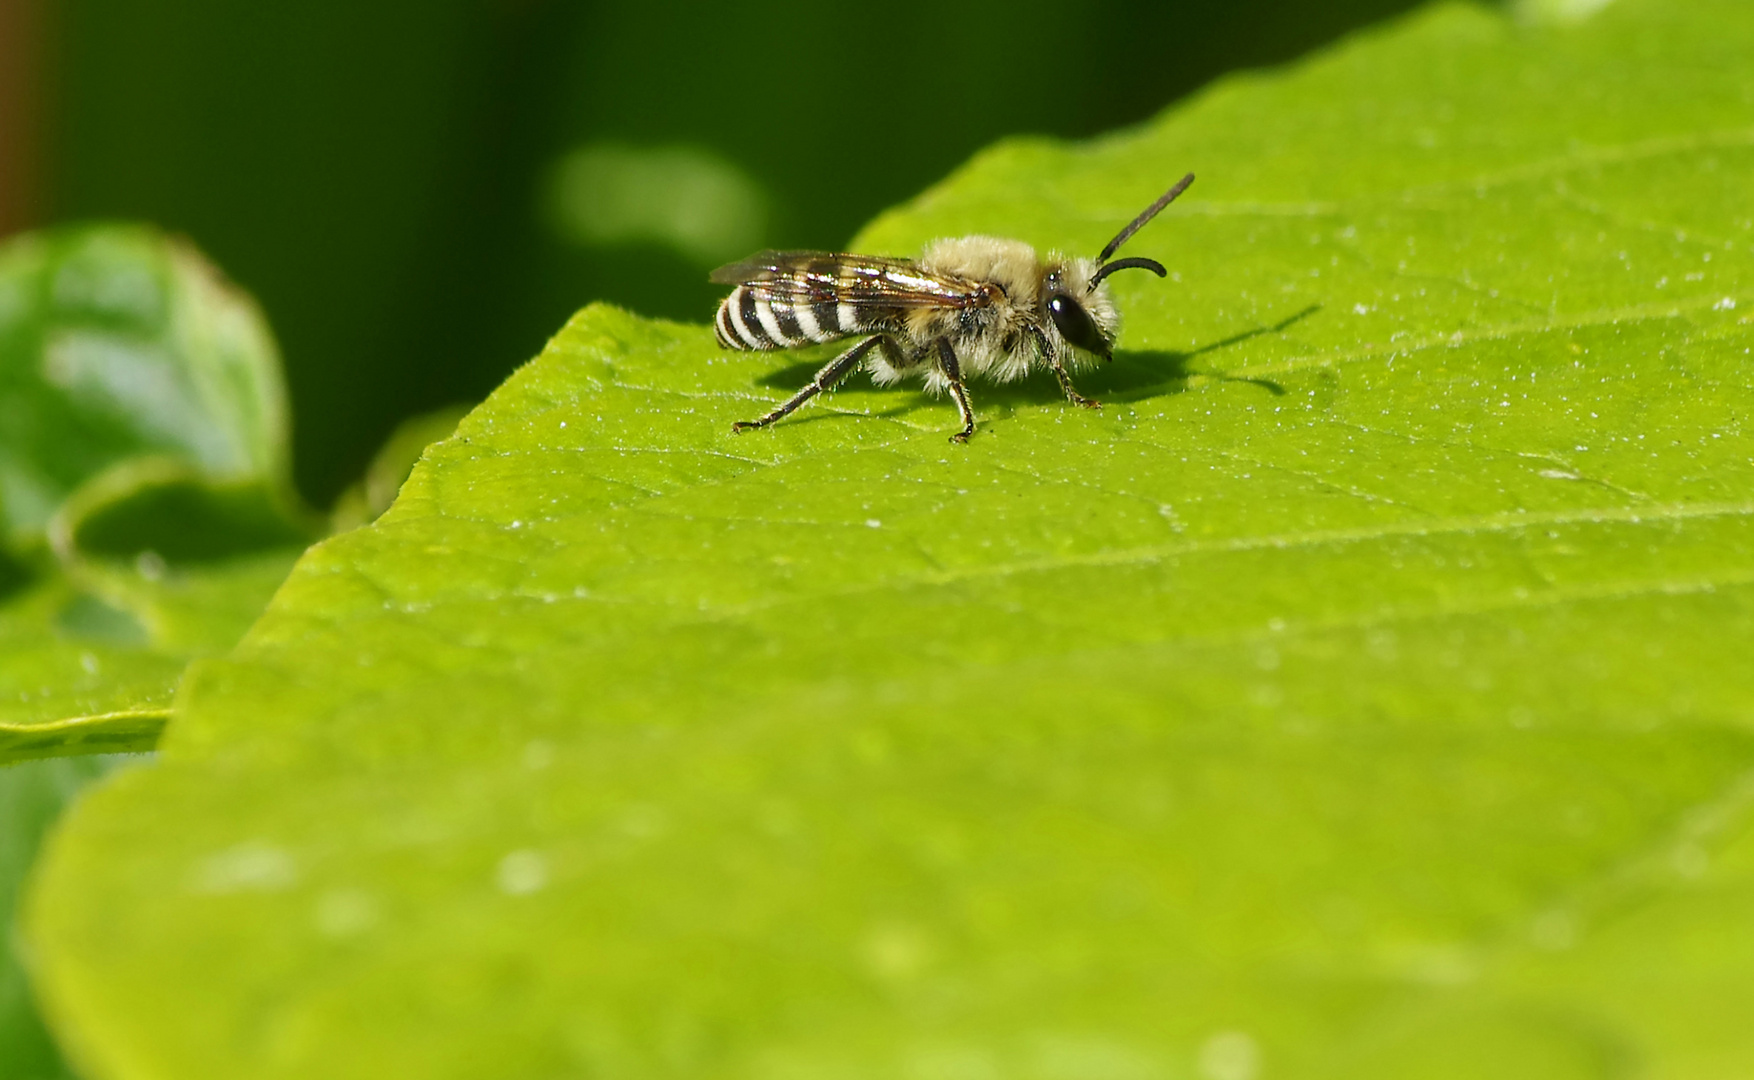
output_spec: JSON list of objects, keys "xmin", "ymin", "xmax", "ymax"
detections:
[
  {"xmin": 1050, "ymin": 355, "xmax": 1102, "ymax": 409},
  {"xmin": 1031, "ymin": 327, "xmax": 1100, "ymax": 409},
  {"xmin": 732, "ymin": 335, "xmax": 882, "ymax": 432},
  {"xmin": 933, "ymin": 338, "xmax": 977, "ymax": 443},
  {"xmin": 875, "ymin": 334, "xmax": 911, "ymax": 372}
]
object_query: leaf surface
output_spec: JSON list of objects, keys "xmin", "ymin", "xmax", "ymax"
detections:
[{"xmin": 28, "ymin": 3, "xmax": 1754, "ymax": 1077}]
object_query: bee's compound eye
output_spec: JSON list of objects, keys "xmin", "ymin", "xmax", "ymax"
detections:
[{"xmin": 1047, "ymin": 294, "xmax": 1108, "ymax": 357}]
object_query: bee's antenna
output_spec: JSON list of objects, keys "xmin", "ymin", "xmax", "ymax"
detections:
[
  {"xmin": 1096, "ymin": 172, "xmax": 1194, "ymax": 265},
  {"xmin": 1089, "ymin": 256, "xmax": 1167, "ymax": 289}
]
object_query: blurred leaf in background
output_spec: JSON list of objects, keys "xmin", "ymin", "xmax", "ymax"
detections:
[
  {"xmin": 0, "ymin": 223, "xmax": 459, "ymax": 1073},
  {"xmin": 0, "ymin": 755, "xmax": 128, "ymax": 1080},
  {"xmin": 0, "ymin": 226, "xmax": 310, "ymax": 1078},
  {"xmin": 0, "ymin": 224, "xmax": 312, "ymax": 759},
  {"xmin": 0, "ymin": 226, "xmax": 290, "ymax": 539},
  {"xmin": 329, "ymin": 404, "xmax": 472, "ymax": 534},
  {"xmin": 40, "ymin": 0, "xmax": 1431, "ymax": 505},
  {"xmin": 543, "ymin": 144, "xmax": 767, "ymax": 267}
]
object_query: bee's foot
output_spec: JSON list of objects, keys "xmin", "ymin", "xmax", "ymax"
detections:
[
  {"xmin": 949, "ymin": 429, "xmax": 973, "ymax": 444},
  {"xmin": 731, "ymin": 420, "xmax": 761, "ymax": 434},
  {"xmin": 1078, "ymin": 397, "xmax": 1103, "ymax": 410}
]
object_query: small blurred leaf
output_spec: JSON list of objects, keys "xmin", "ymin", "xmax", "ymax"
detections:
[
  {"xmin": 53, "ymin": 459, "xmax": 313, "ymax": 565},
  {"xmin": 0, "ymin": 225, "xmax": 291, "ymax": 543},
  {"xmin": 0, "ymin": 551, "xmax": 305, "ymax": 761},
  {"xmin": 329, "ymin": 405, "xmax": 471, "ymax": 534},
  {"xmin": 0, "ymin": 226, "xmax": 313, "ymax": 759},
  {"xmin": 543, "ymin": 143, "xmax": 768, "ymax": 266}
]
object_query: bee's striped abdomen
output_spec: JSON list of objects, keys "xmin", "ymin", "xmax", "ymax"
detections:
[{"xmin": 714, "ymin": 285, "xmax": 880, "ymax": 352}]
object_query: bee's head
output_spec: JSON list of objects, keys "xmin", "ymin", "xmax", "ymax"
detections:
[
  {"xmin": 1040, "ymin": 173, "xmax": 1195, "ymax": 361},
  {"xmin": 1042, "ymin": 258, "xmax": 1122, "ymax": 360}
]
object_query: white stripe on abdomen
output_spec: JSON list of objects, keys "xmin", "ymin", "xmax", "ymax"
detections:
[{"xmin": 753, "ymin": 297, "xmax": 797, "ymax": 346}]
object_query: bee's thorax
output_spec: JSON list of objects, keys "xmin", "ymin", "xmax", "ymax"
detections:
[{"xmin": 918, "ymin": 236, "xmax": 1044, "ymax": 308}]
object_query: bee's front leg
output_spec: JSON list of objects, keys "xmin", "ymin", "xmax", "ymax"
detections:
[
  {"xmin": 733, "ymin": 335, "xmax": 883, "ymax": 433},
  {"xmin": 1029, "ymin": 326, "xmax": 1100, "ymax": 410},
  {"xmin": 1049, "ymin": 353, "xmax": 1101, "ymax": 410},
  {"xmin": 933, "ymin": 338, "xmax": 977, "ymax": 443}
]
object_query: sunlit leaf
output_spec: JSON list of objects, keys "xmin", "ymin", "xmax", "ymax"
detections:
[{"xmin": 26, "ymin": 2, "xmax": 1754, "ymax": 1077}]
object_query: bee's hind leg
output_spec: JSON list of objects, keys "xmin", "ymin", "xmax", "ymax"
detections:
[
  {"xmin": 933, "ymin": 338, "xmax": 977, "ymax": 443},
  {"xmin": 733, "ymin": 335, "xmax": 884, "ymax": 433}
]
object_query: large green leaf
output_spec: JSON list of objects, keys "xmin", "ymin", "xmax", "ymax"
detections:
[{"xmin": 27, "ymin": 1, "xmax": 1754, "ymax": 1076}]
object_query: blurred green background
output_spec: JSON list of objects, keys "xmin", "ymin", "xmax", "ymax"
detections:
[{"xmin": 8, "ymin": 0, "xmax": 1427, "ymax": 504}]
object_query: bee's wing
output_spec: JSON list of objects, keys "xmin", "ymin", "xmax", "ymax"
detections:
[
  {"xmin": 708, "ymin": 250, "xmax": 824, "ymax": 285},
  {"xmin": 710, "ymin": 251, "xmax": 991, "ymax": 310}
]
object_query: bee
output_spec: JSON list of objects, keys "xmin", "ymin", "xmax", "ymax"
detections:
[{"xmin": 711, "ymin": 173, "xmax": 1194, "ymax": 442}]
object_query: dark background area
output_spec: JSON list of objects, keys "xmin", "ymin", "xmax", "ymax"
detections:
[{"xmin": 7, "ymin": 0, "xmax": 1431, "ymax": 503}]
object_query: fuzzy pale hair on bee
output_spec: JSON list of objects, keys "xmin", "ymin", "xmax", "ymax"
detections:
[{"xmin": 711, "ymin": 173, "xmax": 1194, "ymax": 442}]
